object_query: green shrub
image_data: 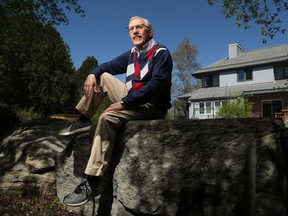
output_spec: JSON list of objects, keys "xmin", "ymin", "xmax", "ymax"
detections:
[
  {"xmin": 217, "ymin": 94, "xmax": 253, "ymax": 118},
  {"xmin": 14, "ymin": 106, "xmax": 41, "ymax": 122}
]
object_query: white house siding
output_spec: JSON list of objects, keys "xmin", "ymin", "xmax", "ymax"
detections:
[
  {"xmin": 219, "ymin": 71, "xmax": 236, "ymax": 87},
  {"xmin": 219, "ymin": 66, "xmax": 274, "ymax": 87},
  {"xmin": 253, "ymin": 66, "xmax": 275, "ymax": 83},
  {"xmin": 188, "ymin": 102, "xmax": 194, "ymax": 119}
]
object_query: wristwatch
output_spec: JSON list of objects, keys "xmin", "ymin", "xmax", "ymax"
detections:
[{"xmin": 120, "ymin": 100, "xmax": 126, "ymax": 107}]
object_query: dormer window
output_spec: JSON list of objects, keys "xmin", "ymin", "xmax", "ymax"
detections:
[
  {"xmin": 205, "ymin": 76, "xmax": 213, "ymax": 87},
  {"xmin": 274, "ymin": 64, "xmax": 288, "ymax": 80},
  {"xmin": 202, "ymin": 75, "xmax": 219, "ymax": 87},
  {"xmin": 237, "ymin": 68, "xmax": 253, "ymax": 82}
]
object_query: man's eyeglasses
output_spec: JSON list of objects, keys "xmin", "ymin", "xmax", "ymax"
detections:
[{"xmin": 127, "ymin": 24, "xmax": 149, "ymax": 32}]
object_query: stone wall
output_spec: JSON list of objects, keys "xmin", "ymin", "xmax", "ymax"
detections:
[{"xmin": 56, "ymin": 118, "xmax": 288, "ymax": 216}]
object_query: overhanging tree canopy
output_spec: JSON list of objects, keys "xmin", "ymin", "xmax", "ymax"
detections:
[
  {"xmin": 0, "ymin": 0, "xmax": 84, "ymax": 115},
  {"xmin": 208, "ymin": 0, "xmax": 288, "ymax": 43}
]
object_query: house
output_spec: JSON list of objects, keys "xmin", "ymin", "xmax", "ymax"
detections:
[{"xmin": 179, "ymin": 43, "xmax": 288, "ymax": 119}]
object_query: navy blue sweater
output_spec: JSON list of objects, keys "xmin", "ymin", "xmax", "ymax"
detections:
[{"xmin": 89, "ymin": 39, "xmax": 173, "ymax": 111}]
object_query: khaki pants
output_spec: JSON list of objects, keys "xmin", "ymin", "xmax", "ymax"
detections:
[{"xmin": 75, "ymin": 72, "xmax": 166, "ymax": 176}]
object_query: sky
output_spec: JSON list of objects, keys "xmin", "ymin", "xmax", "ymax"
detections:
[{"xmin": 56, "ymin": 0, "xmax": 287, "ymax": 77}]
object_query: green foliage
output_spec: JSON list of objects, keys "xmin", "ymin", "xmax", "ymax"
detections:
[
  {"xmin": 91, "ymin": 97, "xmax": 113, "ymax": 124},
  {"xmin": 0, "ymin": 0, "xmax": 85, "ymax": 137},
  {"xmin": 75, "ymin": 56, "xmax": 114, "ymax": 124},
  {"xmin": 165, "ymin": 110, "xmax": 174, "ymax": 120},
  {"xmin": 217, "ymin": 94, "xmax": 253, "ymax": 118},
  {"xmin": 0, "ymin": 103, "xmax": 18, "ymax": 139},
  {"xmin": 0, "ymin": 2, "xmax": 79, "ymax": 115},
  {"xmin": 23, "ymin": 24, "xmax": 78, "ymax": 115},
  {"xmin": 14, "ymin": 106, "xmax": 41, "ymax": 122},
  {"xmin": 0, "ymin": 0, "xmax": 84, "ymax": 26},
  {"xmin": 172, "ymin": 99, "xmax": 188, "ymax": 119},
  {"xmin": 76, "ymin": 56, "xmax": 98, "ymax": 100},
  {"xmin": 207, "ymin": 0, "xmax": 287, "ymax": 43}
]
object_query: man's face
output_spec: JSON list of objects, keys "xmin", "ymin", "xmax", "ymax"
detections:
[{"xmin": 128, "ymin": 18, "xmax": 153, "ymax": 49}]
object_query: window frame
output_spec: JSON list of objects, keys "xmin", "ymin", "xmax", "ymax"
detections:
[
  {"xmin": 237, "ymin": 68, "xmax": 253, "ymax": 82},
  {"xmin": 199, "ymin": 101, "xmax": 218, "ymax": 115},
  {"xmin": 262, "ymin": 100, "xmax": 283, "ymax": 118}
]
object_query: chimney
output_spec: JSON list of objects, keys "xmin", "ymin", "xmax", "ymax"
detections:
[{"xmin": 228, "ymin": 43, "xmax": 244, "ymax": 59}]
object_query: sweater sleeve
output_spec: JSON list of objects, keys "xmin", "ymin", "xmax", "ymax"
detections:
[
  {"xmin": 88, "ymin": 51, "xmax": 130, "ymax": 80},
  {"xmin": 121, "ymin": 48, "xmax": 173, "ymax": 108}
]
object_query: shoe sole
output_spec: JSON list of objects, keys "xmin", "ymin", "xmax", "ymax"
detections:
[
  {"xmin": 58, "ymin": 125, "xmax": 92, "ymax": 136},
  {"xmin": 63, "ymin": 192, "xmax": 101, "ymax": 207},
  {"xmin": 63, "ymin": 197, "xmax": 91, "ymax": 207}
]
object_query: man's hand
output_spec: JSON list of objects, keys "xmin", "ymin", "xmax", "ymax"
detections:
[
  {"xmin": 84, "ymin": 74, "xmax": 97, "ymax": 98},
  {"xmin": 104, "ymin": 101, "xmax": 125, "ymax": 113}
]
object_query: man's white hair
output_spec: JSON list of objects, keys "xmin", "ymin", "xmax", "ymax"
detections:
[{"xmin": 129, "ymin": 16, "xmax": 152, "ymax": 28}]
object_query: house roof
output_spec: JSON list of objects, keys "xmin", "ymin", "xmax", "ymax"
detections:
[
  {"xmin": 193, "ymin": 43, "xmax": 288, "ymax": 76},
  {"xmin": 179, "ymin": 80, "xmax": 288, "ymax": 101}
]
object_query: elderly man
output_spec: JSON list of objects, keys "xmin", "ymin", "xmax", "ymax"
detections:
[{"xmin": 61, "ymin": 16, "xmax": 173, "ymax": 207}]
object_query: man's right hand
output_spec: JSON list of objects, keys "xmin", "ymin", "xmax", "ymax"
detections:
[{"xmin": 84, "ymin": 74, "xmax": 97, "ymax": 98}]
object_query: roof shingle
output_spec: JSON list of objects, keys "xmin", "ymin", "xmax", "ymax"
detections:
[
  {"xmin": 180, "ymin": 80, "xmax": 288, "ymax": 101},
  {"xmin": 193, "ymin": 43, "xmax": 288, "ymax": 75}
]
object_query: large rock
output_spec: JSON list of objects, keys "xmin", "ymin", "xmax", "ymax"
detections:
[
  {"xmin": 56, "ymin": 118, "xmax": 288, "ymax": 216},
  {"xmin": 0, "ymin": 118, "xmax": 73, "ymax": 194},
  {"xmin": 1, "ymin": 118, "xmax": 287, "ymax": 215}
]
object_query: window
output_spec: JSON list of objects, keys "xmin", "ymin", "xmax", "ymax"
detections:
[
  {"xmin": 237, "ymin": 68, "xmax": 253, "ymax": 82},
  {"xmin": 274, "ymin": 64, "xmax": 288, "ymax": 80},
  {"xmin": 202, "ymin": 76, "xmax": 213, "ymax": 87},
  {"xmin": 199, "ymin": 103, "xmax": 205, "ymax": 114},
  {"xmin": 202, "ymin": 75, "xmax": 220, "ymax": 87},
  {"xmin": 199, "ymin": 102, "xmax": 212, "ymax": 114},
  {"xmin": 215, "ymin": 101, "xmax": 222, "ymax": 111},
  {"xmin": 206, "ymin": 102, "xmax": 211, "ymax": 114},
  {"xmin": 206, "ymin": 76, "xmax": 213, "ymax": 87},
  {"xmin": 262, "ymin": 100, "xmax": 282, "ymax": 118}
]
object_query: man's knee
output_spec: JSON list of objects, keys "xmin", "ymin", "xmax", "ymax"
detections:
[{"xmin": 99, "ymin": 72, "xmax": 113, "ymax": 84}]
